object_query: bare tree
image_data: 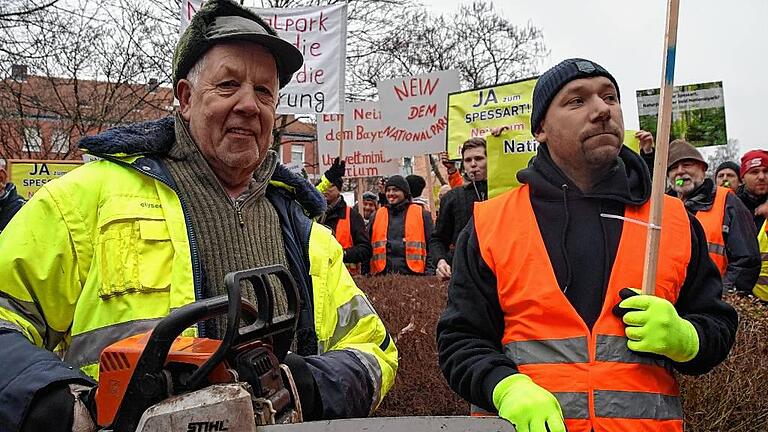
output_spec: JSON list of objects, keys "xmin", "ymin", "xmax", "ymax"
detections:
[
  {"xmin": 0, "ymin": 0, "xmax": 177, "ymax": 160},
  {"xmin": 706, "ymin": 139, "xmax": 741, "ymax": 176}
]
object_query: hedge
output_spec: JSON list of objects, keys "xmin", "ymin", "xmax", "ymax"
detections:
[{"xmin": 358, "ymin": 275, "xmax": 768, "ymax": 431}]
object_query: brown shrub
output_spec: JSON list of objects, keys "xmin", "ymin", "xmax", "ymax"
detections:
[
  {"xmin": 356, "ymin": 275, "xmax": 468, "ymax": 416},
  {"xmin": 358, "ymin": 276, "xmax": 768, "ymax": 431},
  {"xmin": 678, "ymin": 294, "xmax": 768, "ymax": 431}
]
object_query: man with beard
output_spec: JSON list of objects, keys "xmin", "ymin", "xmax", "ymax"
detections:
[
  {"xmin": 368, "ymin": 175, "xmax": 433, "ymax": 275},
  {"xmin": 666, "ymin": 140, "xmax": 758, "ymax": 294},
  {"xmin": 319, "ymin": 178, "xmax": 372, "ymax": 275},
  {"xmin": 736, "ymin": 150, "xmax": 768, "ymax": 300},
  {"xmin": 437, "ymin": 58, "xmax": 737, "ymax": 432},
  {"xmin": 430, "ymin": 137, "xmax": 487, "ymax": 281}
]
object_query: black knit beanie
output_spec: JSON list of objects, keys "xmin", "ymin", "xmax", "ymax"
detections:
[
  {"xmin": 531, "ymin": 58, "xmax": 620, "ymax": 134},
  {"xmin": 715, "ymin": 161, "xmax": 740, "ymax": 178},
  {"xmin": 385, "ymin": 175, "xmax": 411, "ymax": 197},
  {"xmin": 406, "ymin": 174, "xmax": 426, "ymax": 197}
]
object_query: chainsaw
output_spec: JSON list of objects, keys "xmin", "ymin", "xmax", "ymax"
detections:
[
  {"xmin": 94, "ymin": 265, "xmax": 303, "ymax": 432},
  {"xmin": 90, "ymin": 264, "xmax": 516, "ymax": 432}
]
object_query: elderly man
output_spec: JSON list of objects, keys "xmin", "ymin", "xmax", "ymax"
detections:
[
  {"xmin": 368, "ymin": 175, "xmax": 433, "ymax": 275},
  {"xmin": 438, "ymin": 58, "xmax": 737, "ymax": 432},
  {"xmin": 0, "ymin": 158, "xmax": 25, "ymax": 232},
  {"xmin": 0, "ymin": 1, "xmax": 396, "ymax": 431},
  {"xmin": 666, "ymin": 140, "xmax": 759, "ymax": 294}
]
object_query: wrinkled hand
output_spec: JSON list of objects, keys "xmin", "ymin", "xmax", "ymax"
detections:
[
  {"xmin": 613, "ymin": 288, "xmax": 700, "ymax": 363},
  {"xmin": 436, "ymin": 259, "xmax": 452, "ymax": 281},
  {"xmin": 635, "ymin": 130, "xmax": 655, "ymax": 154},
  {"xmin": 324, "ymin": 157, "xmax": 346, "ymax": 183},
  {"xmin": 493, "ymin": 374, "xmax": 565, "ymax": 432},
  {"xmin": 439, "ymin": 152, "xmax": 457, "ymax": 173}
]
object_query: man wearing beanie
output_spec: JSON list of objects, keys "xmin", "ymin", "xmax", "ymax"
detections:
[
  {"xmin": 359, "ymin": 191, "xmax": 379, "ymax": 228},
  {"xmin": 715, "ymin": 161, "xmax": 741, "ymax": 191},
  {"xmin": 665, "ymin": 140, "xmax": 758, "ymax": 294},
  {"xmin": 736, "ymin": 149, "xmax": 768, "ymax": 301},
  {"xmin": 319, "ymin": 177, "xmax": 372, "ymax": 276},
  {"xmin": 368, "ymin": 175, "xmax": 433, "ymax": 275},
  {"xmin": 0, "ymin": 1, "xmax": 397, "ymax": 430},
  {"xmin": 438, "ymin": 58, "xmax": 736, "ymax": 432}
]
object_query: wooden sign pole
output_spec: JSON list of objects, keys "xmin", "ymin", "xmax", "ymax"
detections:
[{"xmin": 641, "ymin": 0, "xmax": 680, "ymax": 296}]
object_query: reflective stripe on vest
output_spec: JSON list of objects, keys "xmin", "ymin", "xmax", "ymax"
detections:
[
  {"xmin": 369, "ymin": 205, "xmax": 427, "ymax": 274},
  {"xmin": 334, "ymin": 206, "xmax": 360, "ymax": 275},
  {"xmin": 474, "ymin": 185, "xmax": 690, "ymax": 432},
  {"xmin": 754, "ymin": 221, "xmax": 768, "ymax": 301},
  {"xmin": 695, "ymin": 186, "xmax": 729, "ymax": 275}
]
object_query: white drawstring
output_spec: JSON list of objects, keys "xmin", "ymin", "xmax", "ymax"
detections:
[{"xmin": 599, "ymin": 213, "xmax": 661, "ymax": 230}]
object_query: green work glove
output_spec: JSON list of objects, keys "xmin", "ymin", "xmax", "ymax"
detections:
[
  {"xmin": 615, "ymin": 288, "xmax": 700, "ymax": 363},
  {"xmin": 492, "ymin": 374, "xmax": 566, "ymax": 432}
]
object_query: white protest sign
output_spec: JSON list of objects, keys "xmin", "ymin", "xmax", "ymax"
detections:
[
  {"xmin": 180, "ymin": 1, "xmax": 347, "ymax": 115},
  {"xmin": 376, "ymin": 70, "xmax": 461, "ymax": 158},
  {"xmin": 317, "ymin": 101, "xmax": 401, "ymax": 178}
]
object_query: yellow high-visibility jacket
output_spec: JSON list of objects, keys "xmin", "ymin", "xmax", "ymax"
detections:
[{"xmin": 0, "ymin": 117, "xmax": 396, "ymax": 428}]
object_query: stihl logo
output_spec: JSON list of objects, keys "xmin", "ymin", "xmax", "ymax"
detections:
[{"xmin": 186, "ymin": 420, "xmax": 229, "ymax": 432}]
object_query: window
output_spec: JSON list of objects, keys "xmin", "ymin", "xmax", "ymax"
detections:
[
  {"xmin": 23, "ymin": 127, "xmax": 42, "ymax": 153},
  {"xmin": 291, "ymin": 144, "xmax": 304, "ymax": 164},
  {"xmin": 51, "ymin": 129, "xmax": 70, "ymax": 154}
]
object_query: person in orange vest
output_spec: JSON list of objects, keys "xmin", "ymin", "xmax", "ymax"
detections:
[
  {"xmin": 319, "ymin": 177, "xmax": 371, "ymax": 275},
  {"xmin": 665, "ymin": 139, "xmax": 759, "ymax": 293},
  {"xmin": 369, "ymin": 175, "xmax": 433, "ymax": 275},
  {"xmin": 437, "ymin": 58, "xmax": 737, "ymax": 432}
]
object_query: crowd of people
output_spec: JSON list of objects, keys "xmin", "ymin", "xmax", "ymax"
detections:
[
  {"xmin": 0, "ymin": 1, "xmax": 763, "ymax": 430},
  {"xmin": 302, "ymin": 132, "xmax": 768, "ymax": 306},
  {"xmin": 310, "ymin": 136, "xmax": 488, "ymax": 279}
]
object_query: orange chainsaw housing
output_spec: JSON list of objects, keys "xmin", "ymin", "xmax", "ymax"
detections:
[{"xmin": 95, "ymin": 332, "xmax": 233, "ymax": 427}]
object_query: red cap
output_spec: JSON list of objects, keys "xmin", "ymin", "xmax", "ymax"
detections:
[{"xmin": 740, "ymin": 150, "xmax": 768, "ymax": 178}]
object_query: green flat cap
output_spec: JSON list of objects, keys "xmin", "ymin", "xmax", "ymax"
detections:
[{"xmin": 173, "ymin": 0, "xmax": 303, "ymax": 94}]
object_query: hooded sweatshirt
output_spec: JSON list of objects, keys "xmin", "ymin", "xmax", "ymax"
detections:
[{"xmin": 437, "ymin": 144, "xmax": 738, "ymax": 413}]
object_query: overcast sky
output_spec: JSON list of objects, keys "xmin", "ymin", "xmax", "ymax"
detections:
[{"xmin": 420, "ymin": 0, "xmax": 767, "ymax": 154}]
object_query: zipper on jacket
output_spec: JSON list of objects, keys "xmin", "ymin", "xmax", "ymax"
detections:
[
  {"xmin": 110, "ymin": 157, "xmax": 207, "ymax": 336},
  {"xmin": 234, "ymin": 198, "xmax": 245, "ymax": 227}
]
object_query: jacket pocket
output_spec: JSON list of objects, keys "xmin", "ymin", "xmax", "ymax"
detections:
[{"xmin": 98, "ymin": 215, "xmax": 173, "ymax": 299}]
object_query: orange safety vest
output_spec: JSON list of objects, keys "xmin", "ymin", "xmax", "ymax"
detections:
[
  {"xmin": 695, "ymin": 186, "xmax": 729, "ymax": 275},
  {"xmin": 474, "ymin": 185, "xmax": 691, "ymax": 432},
  {"xmin": 370, "ymin": 204, "xmax": 427, "ymax": 275},
  {"xmin": 334, "ymin": 206, "xmax": 360, "ymax": 275}
]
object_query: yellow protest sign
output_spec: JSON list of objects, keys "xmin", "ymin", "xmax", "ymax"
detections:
[
  {"xmin": 8, "ymin": 159, "xmax": 83, "ymax": 199},
  {"xmin": 446, "ymin": 77, "xmax": 538, "ymax": 159},
  {"xmin": 486, "ymin": 130, "xmax": 646, "ymax": 199}
]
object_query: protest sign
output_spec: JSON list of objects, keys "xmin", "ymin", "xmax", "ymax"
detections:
[
  {"xmin": 376, "ymin": 70, "xmax": 461, "ymax": 158},
  {"xmin": 486, "ymin": 130, "xmax": 643, "ymax": 199},
  {"xmin": 636, "ymin": 81, "xmax": 727, "ymax": 147},
  {"xmin": 181, "ymin": 1, "xmax": 347, "ymax": 115},
  {"xmin": 317, "ymin": 101, "xmax": 401, "ymax": 178},
  {"xmin": 8, "ymin": 159, "xmax": 83, "ymax": 199},
  {"xmin": 446, "ymin": 77, "xmax": 537, "ymax": 159}
]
